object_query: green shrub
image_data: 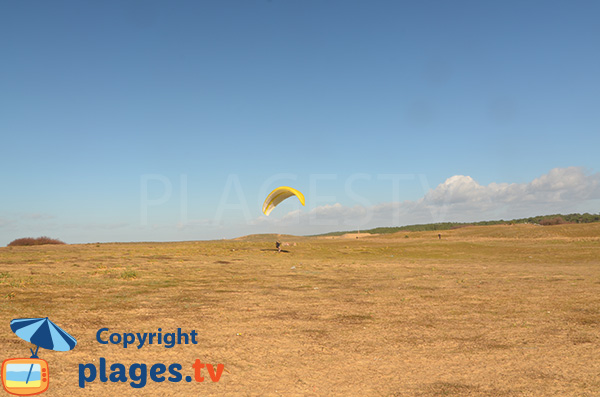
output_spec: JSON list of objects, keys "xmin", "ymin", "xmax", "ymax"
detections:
[{"xmin": 120, "ymin": 269, "xmax": 138, "ymax": 280}]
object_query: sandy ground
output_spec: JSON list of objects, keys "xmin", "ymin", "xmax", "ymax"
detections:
[{"xmin": 0, "ymin": 223, "xmax": 599, "ymax": 396}]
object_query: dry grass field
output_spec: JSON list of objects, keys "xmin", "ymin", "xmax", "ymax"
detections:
[{"xmin": 1, "ymin": 223, "xmax": 599, "ymax": 396}]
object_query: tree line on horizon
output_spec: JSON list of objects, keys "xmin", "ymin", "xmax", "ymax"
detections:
[
  {"xmin": 6, "ymin": 213, "xmax": 600, "ymax": 246},
  {"xmin": 316, "ymin": 213, "xmax": 600, "ymax": 237}
]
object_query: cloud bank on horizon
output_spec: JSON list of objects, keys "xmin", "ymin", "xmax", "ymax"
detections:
[
  {"xmin": 1, "ymin": 166, "xmax": 598, "ymax": 245},
  {"xmin": 257, "ymin": 166, "xmax": 600, "ymax": 233}
]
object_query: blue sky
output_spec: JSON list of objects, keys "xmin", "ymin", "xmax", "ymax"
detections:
[{"xmin": 1, "ymin": 0, "xmax": 599, "ymax": 245}]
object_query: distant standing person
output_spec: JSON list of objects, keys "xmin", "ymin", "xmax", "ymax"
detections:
[
  {"xmin": 438, "ymin": 234, "xmax": 441, "ymax": 240},
  {"xmin": 276, "ymin": 240, "xmax": 281, "ymax": 253}
]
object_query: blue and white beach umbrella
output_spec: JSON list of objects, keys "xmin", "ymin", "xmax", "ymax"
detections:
[
  {"xmin": 9, "ymin": 318, "xmax": 77, "ymax": 386},
  {"xmin": 10, "ymin": 317, "xmax": 77, "ymax": 358}
]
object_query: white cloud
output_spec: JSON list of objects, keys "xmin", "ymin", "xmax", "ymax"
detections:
[
  {"xmin": 423, "ymin": 175, "xmax": 486, "ymax": 204},
  {"xmin": 63, "ymin": 222, "xmax": 130, "ymax": 230},
  {"xmin": 257, "ymin": 167, "xmax": 600, "ymax": 232},
  {"xmin": 413, "ymin": 167, "xmax": 600, "ymax": 223},
  {"xmin": 20, "ymin": 213, "xmax": 55, "ymax": 221},
  {"xmin": 420, "ymin": 167, "xmax": 600, "ymax": 207},
  {"xmin": 176, "ymin": 218, "xmax": 215, "ymax": 230},
  {"xmin": 0, "ymin": 217, "xmax": 15, "ymax": 228}
]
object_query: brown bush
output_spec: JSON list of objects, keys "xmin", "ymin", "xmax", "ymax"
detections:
[
  {"xmin": 8, "ymin": 236, "xmax": 66, "ymax": 247},
  {"xmin": 539, "ymin": 216, "xmax": 569, "ymax": 226}
]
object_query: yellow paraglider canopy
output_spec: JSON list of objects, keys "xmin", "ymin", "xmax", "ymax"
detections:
[{"xmin": 262, "ymin": 186, "xmax": 305, "ymax": 216}]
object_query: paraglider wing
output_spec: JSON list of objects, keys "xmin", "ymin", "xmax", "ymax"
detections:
[{"xmin": 262, "ymin": 186, "xmax": 305, "ymax": 216}]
